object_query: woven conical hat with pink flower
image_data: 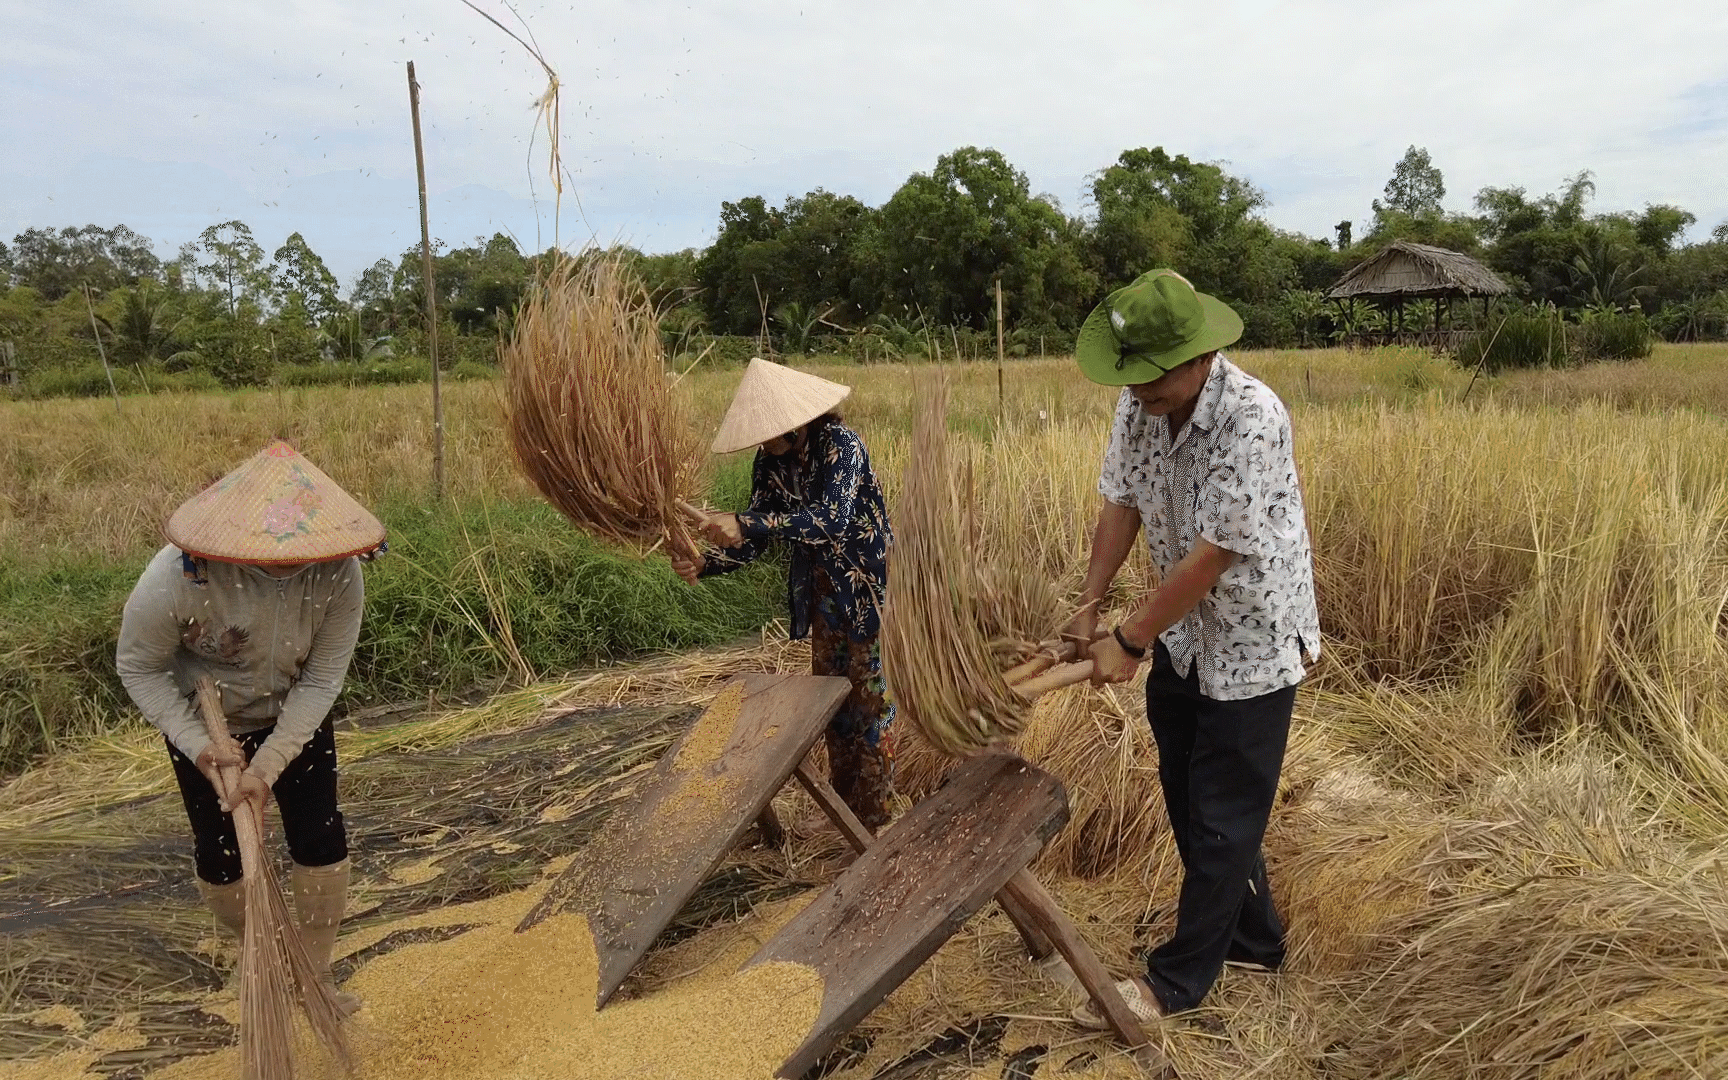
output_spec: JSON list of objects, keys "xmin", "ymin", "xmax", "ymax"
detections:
[{"xmin": 164, "ymin": 441, "xmax": 385, "ymax": 564}]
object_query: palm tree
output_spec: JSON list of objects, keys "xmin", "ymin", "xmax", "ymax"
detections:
[
  {"xmin": 1567, "ymin": 231, "xmax": 1646, "ymax": 311},
  {"xmin": 110, "ymin": 281, "xmax": 184, "ymax": 363},
  {"xmin": 772, "ymin": 301, "xmax": 833, "ymax": 355}
]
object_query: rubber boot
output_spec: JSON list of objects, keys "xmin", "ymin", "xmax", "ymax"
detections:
[
  {"xmin": 197, "ymin": 877, "xmax": 247, "ymax": 937},
  {"xmin": 197, "ymin": 877, "xmax": 248, "ymax": 994},
  {"xmin": 291, "ymin": 859, "xmax": 362, "ymax": 1017}
]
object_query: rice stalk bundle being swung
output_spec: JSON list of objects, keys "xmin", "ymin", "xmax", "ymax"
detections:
[
  {"xmin": 502, "ymin": 250, "xmax": 706, "ymax": 560},
  {"xmin": 193, "ymin": 677, "xmax": 351, "ymax": 1080},
  {"xmin": 881, "ymin": 374, "xmax": 1082, "ymax": 757}
]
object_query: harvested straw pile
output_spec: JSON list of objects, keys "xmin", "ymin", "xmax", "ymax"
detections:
[
  {"xmin": 880, "ymin": 375, "xmax": 1067, "ymax": 756},
  {"xmin": 502, "ymin": 250, "xmax": 703, "ymax": 558},
  {"xmin": 1315, "ymin": 755, "xmax": 1728, "ymax": 1080}
]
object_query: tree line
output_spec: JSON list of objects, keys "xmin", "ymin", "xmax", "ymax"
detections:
[{"xmin": 3, "ymin": 144, "xmax": 1726, "ymax": 392}]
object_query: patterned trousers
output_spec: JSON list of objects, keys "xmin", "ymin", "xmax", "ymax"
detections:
[{"xmin": 808, "ymin": 572, "xmax": 896, "ymax": 829}]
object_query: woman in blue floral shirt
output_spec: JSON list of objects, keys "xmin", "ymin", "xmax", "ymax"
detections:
[{"xmin": 670, "ymin": 358, "xmax": 896, "ymax": 828}]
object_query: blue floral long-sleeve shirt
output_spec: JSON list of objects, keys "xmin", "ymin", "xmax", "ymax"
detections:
[{"xmin": 699, "ymin": 418, "xmax": 891, "ymax": 642}]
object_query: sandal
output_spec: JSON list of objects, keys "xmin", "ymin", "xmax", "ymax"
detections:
[{"xmin": 1070, "ymin": 975, "xmax": 1164, "ymax": 1029}]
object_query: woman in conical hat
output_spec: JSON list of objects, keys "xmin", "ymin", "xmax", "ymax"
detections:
[
  {"xmin": 116, "ymin": 440, "xmax": 385, "ymax": 1015},
  {"xmin": 671, "ymin": 358, "xmax": 898, "ymax": 829}
]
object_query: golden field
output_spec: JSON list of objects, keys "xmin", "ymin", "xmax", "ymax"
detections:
[{"xmin": 4, "ymin": 343, "xmax": 1728, "ymax": 1078}]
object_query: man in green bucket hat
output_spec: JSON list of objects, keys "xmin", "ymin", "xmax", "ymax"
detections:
[{"xmin": 1065, "ymin": 269, "xmax": 1320, "ymax": 1027}]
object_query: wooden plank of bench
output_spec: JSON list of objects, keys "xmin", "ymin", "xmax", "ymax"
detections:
[
  {"xmin": 517, "ymin": 672, "xmax": 850, "ymax": 1008},
  {"xmin": 747, "ymin": 753, "xmax": 1068, "ymax": 1078},
  {"xmin": 794, "ymin": 762, "xmax": 1157, "ymax": 1068},
  {"xmin": 792, "ymin": 762, "xmax": 1056, "ymax": 960}
]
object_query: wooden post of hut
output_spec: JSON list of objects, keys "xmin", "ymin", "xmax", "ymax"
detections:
[{"xmin": 1325, "ymin": 241, "xmax": 1509, "ymax": 354}]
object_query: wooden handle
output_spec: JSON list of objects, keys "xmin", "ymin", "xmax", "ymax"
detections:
[
  {"xmin": 1011, "ymin": 660, "xmax": 1094, "ymax": 699},
  {"xmin": 674, "ymin": 499, "xmax": 713, "ymax": 527},
  {"xmin": 1003, "ymin": 627, "xmax": 1111, "ymax": 684},
  {"xmin": 193, "ymin": 676, "xmax": 266, "ymax": 875},
  {"xmin": 1002, "ymin": 653, "xmax": 1056, "ymax": 686}
]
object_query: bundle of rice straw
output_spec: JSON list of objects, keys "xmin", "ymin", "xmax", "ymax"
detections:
[
  {"xmin": 502, "ymin": 250, "xmax": 705, "ymax": 560},
  {"xmin": 194, "ymin": 677, "xmax": 351, "ymax": 1080},
  {"xmin": 881, "ymin": 374, "xmax": 1082, "ymax": 756}
]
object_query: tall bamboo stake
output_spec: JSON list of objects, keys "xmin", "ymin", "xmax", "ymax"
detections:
[
  {"xmin": 83, "ymin": 286, "xmax": 121, "ymax": 414},
  {"xmin": 995, "ymin": 276, "xmax": 1005, "ymax": 425},
  {"xmin": 407, "ymin": 61, "xmax": 445, "ymax": 501}
]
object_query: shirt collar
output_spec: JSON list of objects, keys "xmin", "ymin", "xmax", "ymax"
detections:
[{"xmin": 1187, "ymin": 353, "xmax": 1231, "ymax": 436}]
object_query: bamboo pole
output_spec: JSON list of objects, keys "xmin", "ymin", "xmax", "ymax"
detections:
[
  {"xmin": 407, "ymin": 61, "xmax": 445, "ymax": 501},
  {"xmin": 82, "ymin": 286, "xmax": 121, "ymax": 414},
  {"xmin": 995, "ymin": 276, "xmax": 1005, "ymax": 424}
]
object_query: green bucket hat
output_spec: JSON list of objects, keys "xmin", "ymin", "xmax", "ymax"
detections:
[{"xmin": 1075, "ymin": 269, "xmax": 1243, "ymax": 386}]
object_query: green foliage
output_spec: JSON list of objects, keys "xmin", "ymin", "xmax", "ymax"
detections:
[
  {"xmin": 273, "ymin": 232, "xmax": 343, "ymax": 323},
  {"xmin": 870, "ymin": 147, "xmax": 1089, "ymax": 330},
  {"xmin": 8, "ymin": 147, "xmax": 1728, "ymax": 400},
  {"xmin": 8, "ymin": 224, "xmax": 160, "ymax": 300},
  {"xmin": 1456, "ymin": 309, "xmax": 1574, "ymax": 373},
  {"xmin": 1088, "ymin": 146, "xmax": 1289, "ymax": 304},
  {"xmin": 272, "ymin": 358, "xmax": 434, "ymax": 388},
  {"xmin": 0, "ymin": 488, "xmax": 779, "ymax": 775},
  {"xmin": 21, "ymin": 363, "xmax": 221, "ymax": 399},
  {"xmin": 195, "ymin": 220, "xmax": 271, "ymax": 317},
  {"xmin": 1654, "ymin": 292, "xmax": 1728, "ymax": 342},
  {"xmin": 0, "ymin": 554, "xmax": 142, "ymax": 771},
  {"xmin": 696, "ymin": 189, "xmax": 874, "ymax": 336},
  {"xmin": 1577, "ymin": 308, "xmax": 1655, "ymax": 361},
  {"xmin": 450, "ymin": 359, "xmax": 497, "ymax": 381},
  {"xmin": 674, "ymin": 334, "xmax": 759, "ymax": 368},
  {"xmin": 1238, "ymin": 290, "xmax": 1333, "ymax": 348},
  {"xmin": 1375, "ymin": 146, "xmax": 1446, "ymax": 217}
]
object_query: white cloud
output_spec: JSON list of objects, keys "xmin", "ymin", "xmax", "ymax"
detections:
[{"xmin": 3, "ymin": 0, "xmax": 1725, "ymax": 281}]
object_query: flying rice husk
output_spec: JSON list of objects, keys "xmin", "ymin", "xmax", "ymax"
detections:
[
  {"xmin": 880, "ymin": 373, "xmax": 1077, "ymax": 757},
  {"xmin": 192, "ymin": 677, "xmax": 351, "ymax": 1080},
  {"xmin": 502, "ymin": 251, "xmax": 704, "ymax": 560}
]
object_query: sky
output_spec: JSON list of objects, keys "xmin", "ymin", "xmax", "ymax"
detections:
[{"xmin": 3, "ymin": 0, "xmax": 1726, "ymax": 287}]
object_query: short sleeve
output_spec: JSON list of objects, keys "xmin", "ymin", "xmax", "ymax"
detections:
[
  {"xmin": 1097, "ymin": 389, "xmax": 1141, "ymax": 508},
  {"xmin": 1196, "ymin": 393, "xmax": 1292, "ymax": 560}
]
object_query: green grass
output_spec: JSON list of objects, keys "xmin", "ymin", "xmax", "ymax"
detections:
[{"xmin": 0, "ymin": 458, "xmax": 777, "ymax": 776}]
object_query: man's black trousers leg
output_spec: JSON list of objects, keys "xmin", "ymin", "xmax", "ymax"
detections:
[{"xmin": 1143, "ymin": 641, "xmax": 1295, "ymax": 1013}]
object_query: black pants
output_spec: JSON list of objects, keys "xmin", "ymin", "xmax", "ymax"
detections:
[
  {"xmin": 167, "ymin": 718, "xmax": 348, "ymax": 885},
  {"xmin": 1143, "ymin": 640, "xmax": 1296, "ymax": 1013}
]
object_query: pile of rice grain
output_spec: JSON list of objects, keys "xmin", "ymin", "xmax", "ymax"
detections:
[{"xmin": 135, "ymin": 873, "xmax": 822, "ymax": 1080}]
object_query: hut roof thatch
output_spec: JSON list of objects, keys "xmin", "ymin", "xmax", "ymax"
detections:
[{"xmin": 1326, "ymin": 241, "xmax": 1510, "ymax": 300}]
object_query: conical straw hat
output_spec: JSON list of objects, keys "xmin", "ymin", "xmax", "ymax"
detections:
[
  {"xmin": 710, "ymin": 358, "xmax": 851, "ymax": 454},
  {"xmin": 164, "ymin": 441, "xmax": 386, "ymax": 564}
]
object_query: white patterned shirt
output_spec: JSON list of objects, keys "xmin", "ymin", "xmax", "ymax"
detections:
[{"xmin": 1097, "ymin": 354, "xmax": 1319, "ymax": 699}]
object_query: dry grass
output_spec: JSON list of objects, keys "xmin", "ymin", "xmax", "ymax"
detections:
[
  {"xmin": 3, "ymin": 634, "xmax": 1726, "ymax": 1080},
  {"xmin": 502, "ymin": 251, "xmax": 704, "ymax": 559},
  {"xmin": 9, "ymin": 342, "xmax": 1728, "ymax": 1078}
]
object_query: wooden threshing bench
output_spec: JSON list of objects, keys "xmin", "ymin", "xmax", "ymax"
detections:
[{"xmin": 522, "ymin": 673, "xmax": 1165, "ymax": 1076}]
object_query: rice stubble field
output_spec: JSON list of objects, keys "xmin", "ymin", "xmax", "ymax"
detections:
[{"xmin": 4, "ymin": 343, "xmax": 1728, "ymax": 1078}]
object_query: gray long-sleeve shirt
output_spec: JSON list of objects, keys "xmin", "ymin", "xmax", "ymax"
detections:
[{"xmin": 116, "ymin": 545, "xmax": 364, "ymax": 784}]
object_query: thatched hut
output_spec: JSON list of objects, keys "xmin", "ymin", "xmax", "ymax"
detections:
[{"xmin": 1327, "ymin": 241, "xmax": 1510, "ymax": 347}]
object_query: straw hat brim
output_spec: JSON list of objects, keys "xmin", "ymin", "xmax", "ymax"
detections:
[
  {"xmin": 710, "ymin": 357, "xmax": 851, "ymax": 454},
  {"xmin": 164, "ymin": 441, "xmax": 386, "ymax": 564}
]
